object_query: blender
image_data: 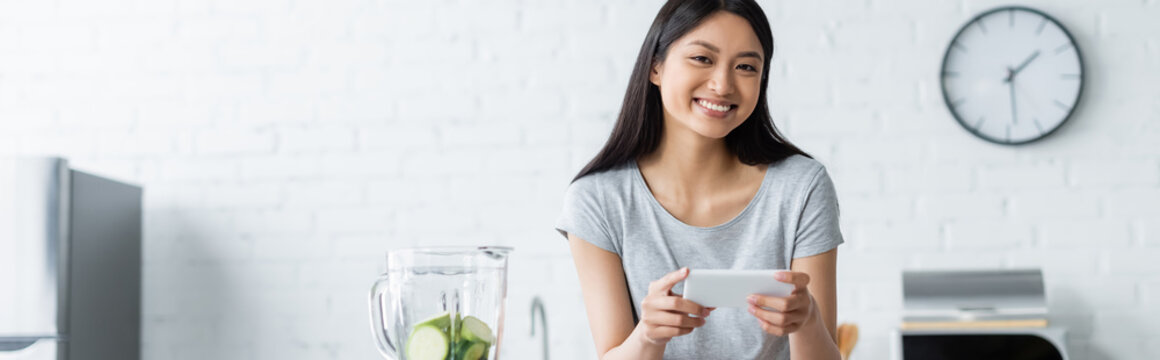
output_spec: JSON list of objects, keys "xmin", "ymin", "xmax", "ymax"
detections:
[{"xmin": 370, "ymin": 246, "xmax": 512, "ymax": 360}]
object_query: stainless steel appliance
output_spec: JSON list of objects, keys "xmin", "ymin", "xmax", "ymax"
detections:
[
  {"xmin": 892, "ymin": 269, "xmax": 1069, "ymax": 360},
  {"xmin": 0, "ymin": 157, "xmax": 142, "ymax": 360}
]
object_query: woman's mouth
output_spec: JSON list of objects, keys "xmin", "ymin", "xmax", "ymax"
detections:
[{"xmin": 694, "ymin": 98, "xmax": 737, "ymax": 117}]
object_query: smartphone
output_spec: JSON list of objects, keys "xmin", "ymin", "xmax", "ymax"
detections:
[{"xmin": 682, "ymin": 269, "xmax": 794, "ymax": 308}]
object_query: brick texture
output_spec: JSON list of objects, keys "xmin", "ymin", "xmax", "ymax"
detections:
[{"xmin": 1, "ymin": 0, "xmax": 1157, "ymax": 359}]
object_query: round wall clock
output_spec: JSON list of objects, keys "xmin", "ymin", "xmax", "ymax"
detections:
[{"xmin": 940, "ymin": 6, "xmax": 1084, "ymax": 145}]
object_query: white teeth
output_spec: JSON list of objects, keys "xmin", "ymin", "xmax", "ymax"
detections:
[{"xmin": 697, "ymin": 99, "xmax": 731, "ymax": 112}]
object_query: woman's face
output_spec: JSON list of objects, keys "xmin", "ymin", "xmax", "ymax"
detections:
[{"xmin": 650, "ymin": 11, "xmax": 764, "ymax": 140}]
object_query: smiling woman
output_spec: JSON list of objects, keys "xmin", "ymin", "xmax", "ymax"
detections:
[
  {"xmin": 571, "ymin": 0, "xmax": 805, "ymax": 182},
  {"xmin": 556, "ymin": 1, "xmax": 844, "ymax": 360}
]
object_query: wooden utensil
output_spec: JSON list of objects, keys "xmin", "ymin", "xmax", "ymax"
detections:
[{"xmin": 837, "ymin": 323, "xmax": 859, "ymax": 360}]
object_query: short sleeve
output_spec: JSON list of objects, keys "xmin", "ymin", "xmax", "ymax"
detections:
[
  {"xmin": 793, "ymin": 167, "xmax": 845, "ymax": 258},
  {"xmin": 555, "ymin": 178, "xmax": 620, "ymax": 255}
]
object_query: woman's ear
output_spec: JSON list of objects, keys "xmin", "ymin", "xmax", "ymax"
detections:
[{"xmin": 649, "ymin": 61, "xmax": 663, "ymax": 86}]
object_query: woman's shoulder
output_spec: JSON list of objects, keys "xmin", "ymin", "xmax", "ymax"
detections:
[
  {"xmin": 759, "ymin": 154, "xmax": 838, "ymax": 205},
  {"xmin": 768, "ymin": 154, "xmax": 829, "ymax": 181},
  {"xmin": 565, "ymin": 162, "xmax": 638, "ymax": 199}
]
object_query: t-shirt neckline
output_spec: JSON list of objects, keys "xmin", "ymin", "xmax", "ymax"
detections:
[{"xmin": 630, "ymin": 159, "xmax": 774, "ymax": 232}]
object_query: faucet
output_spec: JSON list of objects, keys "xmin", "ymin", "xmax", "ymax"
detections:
[{"xmin": 530, "ymin": 296, "xmax": 549, "ymax": 360}]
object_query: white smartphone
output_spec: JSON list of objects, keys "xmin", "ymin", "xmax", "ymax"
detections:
[{"xmin": 682, "ymin": 269, "xmax": 794, "ymax": 308}]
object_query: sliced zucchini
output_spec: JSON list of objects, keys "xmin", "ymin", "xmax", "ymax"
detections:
[
  {"xmin": 455, "ymin": 341, "xmax": 488, "ymax": 360},
  {"xmin": 415, "ymin": 311, "xmax": 452, "ymax": 332},
  {"xmin": 406, "ymin": 324, "xmax": 450, "ymax": 360},
  {"xmin": 459, "ymin": 316, "xmax": 495, "ymax": 344}
]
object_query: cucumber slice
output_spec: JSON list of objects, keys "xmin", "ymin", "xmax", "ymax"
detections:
[
  {"xmin": 455, "ymin": 341, "xmax": 488, "ymax": 360},
  {"xmin": 478, "ymin": 341, "xmax": 492, "ymax": 360},
  {"xmin": 459, "ymin": 316, "xmax": 495, "ymax": 344},
  {"xmin": 416, "ymin": 312, "xmax": 452, "ymax": 332},
  {"xmin": 406, "ymin": 324, "xmax": 450, "ymax": 360}
]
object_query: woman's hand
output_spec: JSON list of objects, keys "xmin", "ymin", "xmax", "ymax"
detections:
[
  {"xmin": 638, "ymin": 267, "xmax": 713, "ymax": 345},
  {"xmin": 747, "ymin": 271, "xmax": 817, "ymax": 336}
]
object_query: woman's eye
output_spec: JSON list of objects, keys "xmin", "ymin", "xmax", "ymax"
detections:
[
  {"xmin": 691, "ymin": 56, "xmax": 712, "ymax": 64},
  {"xmin": 737, "ymin": 64, "xmax": 758, "ymax": 72}
]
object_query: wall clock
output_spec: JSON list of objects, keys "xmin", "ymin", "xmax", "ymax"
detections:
[{"xmin": 940, "ymin": 6, "xmax": 1084, "ymax": 145}]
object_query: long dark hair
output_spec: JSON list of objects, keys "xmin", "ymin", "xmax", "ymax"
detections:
[{"xmin": 573, "ymin": 0, "xmax": 810, "ymax": 182}]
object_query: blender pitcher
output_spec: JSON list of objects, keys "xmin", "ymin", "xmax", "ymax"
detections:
[{"xmin": 370, "ymin": 246, "xmax": 512, "ymax": 360}]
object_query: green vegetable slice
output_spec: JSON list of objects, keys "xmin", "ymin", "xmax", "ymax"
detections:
[
  {"xmin": 415, "ymin": 311, "xmax": 451, "ymax": 332},
  {"xmin": 406, "ymin": 324, "xmax": 449, "ymax": 360},
  {"xmin": 455, "ymin": 341, "xmax": 488, "ymax": 360},
  {"xmin": 459, "ymin": 316, "xmax": 495, "ymax": 344}
]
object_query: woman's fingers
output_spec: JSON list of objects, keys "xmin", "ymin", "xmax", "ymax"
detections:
[
  {"xmin": 756, "ymin": 318, "xmax": 781, "ymax": 336},
  {"xmin": 756, "ymin": 317, "xmax": 800, "ymax": 336},
  {"xmin": 749, "ymin": 293, "xmax": 813, "ymax": 313},
  {"xmin": 748, "ymin": 294, "xmax": 789, "ymax": 311},
  {"xmin": 741, "ymin": 272, "xmax": 817, "ymax": 337},
  {"xmin": 640, "ymin": 267, "xmax": 713, "ymax": 344},
  {"xmin": 649, "ymin": 267, "xmax": 690, "ymax": 294},
  {"xmin": 749, "ymin": 305, "xmax": 791, "ymax": 325},
  {"xmin": 643, "ymin": 310, "xmax": 707, "ymax": 328},
  {"xmin": 752, "ymin": 307, "xmax": 804, "ymax": 336},
  {"xmin": 665, "ymin": 296, "xmax": 707, "ymax": 316},
  {"xmin": 775, "ymin": 271, "xmax": 811, "ymax": 290},
  {"xmin": 750, "ymin": 304, "xmax": 807, "ymax": 336},
  {"xmin": 644, "ymin": 293, "xmax": 706, "ymax": 316},
  {"xmin": 643, "ymin": 296, "xmax": 708, "ymax": 324}
]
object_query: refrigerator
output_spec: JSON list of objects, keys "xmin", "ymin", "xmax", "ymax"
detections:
[{"xmin": 0, "ymin": 157, "xmax": 142, "ymax": 360}]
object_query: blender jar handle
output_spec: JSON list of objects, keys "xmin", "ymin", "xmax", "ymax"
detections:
[{"xmin": 370, "ymin": 274, "xmax": 399, "ymax": 359}]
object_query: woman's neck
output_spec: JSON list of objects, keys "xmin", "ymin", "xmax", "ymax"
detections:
[{"xmin": 638, "ymin": 124, "xmax": 742, "ymax": 193}]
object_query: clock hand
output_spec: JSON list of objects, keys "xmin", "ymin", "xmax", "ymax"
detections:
[
  {"xmin": 1008, "ymin": 74, "xmax": 1018, "ymax": 125},
  {"xmin": 1010, "ymin": 50, "xmax": 1041, "ymax": 78}
]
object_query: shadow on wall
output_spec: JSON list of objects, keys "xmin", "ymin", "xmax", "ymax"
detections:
[
  {"xmin": 143, "ymin": 209, "xmax": 253, "ymax": 359},
  {"xmin": 1050, "ymin": 287, "xmax": 1133, "ymax": 360}
]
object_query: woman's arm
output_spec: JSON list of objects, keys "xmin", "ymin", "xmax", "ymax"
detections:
[
  {"xmin": 788, "ymin": 248, "xmax": 840, "ymax": 360},
  {"xmin": 568, "ymin": 234, "xmax": 708, "ymax": 360},
  {"xmin": 568, "ymin": 234, "xmax": 664, "ymax": 359}
]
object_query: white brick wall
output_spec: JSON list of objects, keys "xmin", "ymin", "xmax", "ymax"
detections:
[{"xmin": 1, "ymin": 0, "xmax": 1157, "ymax": 359}]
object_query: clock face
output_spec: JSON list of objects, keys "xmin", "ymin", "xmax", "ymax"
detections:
[{"xmin": 940, "ymin": 7, "xmax": 1084, "ymax": 145}]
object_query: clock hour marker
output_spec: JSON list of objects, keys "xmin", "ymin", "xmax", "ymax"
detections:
[
  {"xmin": 951, "ymin": 98, "xmax": 966, "ymax": 108},
  {"xmin": 943, "ymin": 71, "xmax": 960, "ymax": 78},
  {"xmin": 1054, "ymin": 43, "xmax": 1073, "ymax": 55},
  {"xmin": 977, "ymin": 20, "xmax": 989, "ymax": 35},
  {"xmin": 1009, "ymin": 10, "xmax": 1015, "ymax": 27},
  {"xmin": 1053, "ymin": 99, "xmax": 1070, "ymax": 110},
  {"xmin": 1036, "ymin": 18, "xmax": 1048, "ymax": 35},
  {"xmin": 974, "ymin": 116, "xmax": 986, "ymax": 130},
  {"xmin": 1061, "ymin": 74, "xmax": 1081, "ymax": 79},
  {"xmin": 1033, "ymin": 118, "xmax": 1044, "ymax": 135},
  {"xmin": 1006, "ymin": 124, "xmax": 1011, "ymax": 142}
]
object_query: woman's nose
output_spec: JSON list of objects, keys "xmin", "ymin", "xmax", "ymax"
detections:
[{"xmin": 708, "ymin": 68, "xmax": 734, "ymax": 96}]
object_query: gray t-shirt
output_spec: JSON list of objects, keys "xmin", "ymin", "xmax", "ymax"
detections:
[{"xmin": 555, "ymin": 154, "xmax": 844, "ymax": 360}]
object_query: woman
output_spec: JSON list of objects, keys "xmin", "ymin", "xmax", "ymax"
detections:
[{"xmin": 554, "ymin": 0, "xmax": 844, "ymax": 359}]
